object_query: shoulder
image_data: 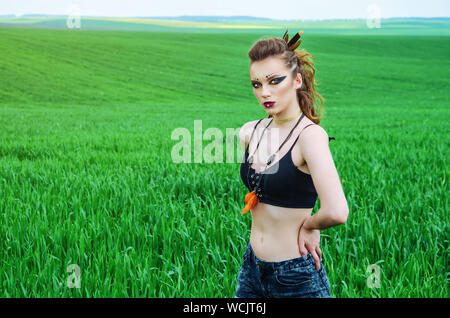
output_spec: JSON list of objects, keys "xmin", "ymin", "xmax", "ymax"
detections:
[
  {"xmin": 239, "ymin": 118, "xmax": 267, "ymax": 140},
  {"xmin": 298, "ymin": 123, "xmax": 330, "ymax": 158},
  {"xmin": 300, "ymin": 123, "xmax": 328, "ymax": 142},
  {"xmin": 240, "ymin": 119, "xmax": 259, "ymax": 132},
  {"xmin": 238, "ymin": 118, "xmax": 268, "ymax": 150}
]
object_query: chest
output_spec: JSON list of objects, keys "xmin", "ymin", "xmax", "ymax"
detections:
[{"xmin": 247, "ymin": 137, "xmax": 311, "ymax": 176}]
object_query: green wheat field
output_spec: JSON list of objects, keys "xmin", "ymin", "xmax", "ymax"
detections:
[{"xmin": 0, "ymin": 17, "xmax": 449, "ymax": 298}]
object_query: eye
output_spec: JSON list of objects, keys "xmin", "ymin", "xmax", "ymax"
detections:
[
  {"xmin": 252, "ymin": 76, "xmax": 286, "ymax": 88},
  {"xmin": 271, "ymin": 76, "xmax": 287, "ymax": 84}
]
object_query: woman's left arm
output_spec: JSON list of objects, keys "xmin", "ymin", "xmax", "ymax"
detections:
[
  {"xmin": 300, "ymin": 125, "xmax": 349, "ymax": 230},
  {"xmin": 297, "ymin": 125, "xmax": 349, "ymax": 270}
]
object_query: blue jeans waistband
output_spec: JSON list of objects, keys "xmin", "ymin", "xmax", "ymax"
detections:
[{"xmin": 246, "ymin": 242, "xmax": 315, "ymax": 272}]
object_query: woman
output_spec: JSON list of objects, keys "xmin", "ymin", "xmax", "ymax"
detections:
[{"xmin": 235, "ymin": 29, "xmax": 349, "ymax": 298}]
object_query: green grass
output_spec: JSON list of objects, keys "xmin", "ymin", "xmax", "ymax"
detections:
[{"xmin": 0, "ymin": 25, "xmax": 449, "ymax": 297}]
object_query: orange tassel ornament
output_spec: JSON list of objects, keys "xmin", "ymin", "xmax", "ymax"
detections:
[{"xmin": 241, "ymin": 190, "xmax": 259, "ymax": 215}]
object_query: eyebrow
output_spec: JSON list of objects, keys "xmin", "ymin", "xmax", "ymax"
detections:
[{"xmin": 251, "ymin": 74, "xmax": 280, "ymax": 82}]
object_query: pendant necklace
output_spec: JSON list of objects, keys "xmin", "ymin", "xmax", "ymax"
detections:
[{"xmin": 242, "ymin": 112, "xmax": 306, "ymax": 215}]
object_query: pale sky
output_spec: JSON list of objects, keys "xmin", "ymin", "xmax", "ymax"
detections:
[{"xmin": 1, "ymin": 0, "xmax": 449, "ymax": 20}]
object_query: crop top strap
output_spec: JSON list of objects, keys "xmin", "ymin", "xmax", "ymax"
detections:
[
  {"xmin": 288, "ymin": 123, "xmax": 315, "ymax": 152},
  {"xmin": 244, "ymin": 118, "xmax": 264, "ymax": 153}
]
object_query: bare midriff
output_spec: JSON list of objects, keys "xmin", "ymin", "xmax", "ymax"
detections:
[{"xmin": 250, "ymin": 203, "xmax": 312, "ymax": 262}]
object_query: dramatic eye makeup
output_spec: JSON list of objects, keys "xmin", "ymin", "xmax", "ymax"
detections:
[{"xmin": 251, "ymin": 75, "xmax": 287, "ymax": 88}]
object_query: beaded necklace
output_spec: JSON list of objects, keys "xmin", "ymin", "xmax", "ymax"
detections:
[{"xmin": 242, "ymin": 112, "xmax": 306, "ymax": 215}]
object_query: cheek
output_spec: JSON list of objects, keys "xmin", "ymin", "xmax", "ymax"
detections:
[{"xmin": 277, "ymin": 82, "xmax": 292, "ymax": 96}]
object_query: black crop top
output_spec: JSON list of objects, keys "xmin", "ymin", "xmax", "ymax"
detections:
[{"xmin": 240, "ymin": 119, "xmax": 335, "ymax": 209}]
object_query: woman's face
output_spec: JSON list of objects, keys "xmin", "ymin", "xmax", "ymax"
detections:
[{"xmin": 250, "ymin": 56, "xmax": 301, "ymax": 117}]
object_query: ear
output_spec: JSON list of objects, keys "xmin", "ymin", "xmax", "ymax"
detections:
[{"xmin": 295, "ymin": 72, "xmax": 302, "ymax": 89}]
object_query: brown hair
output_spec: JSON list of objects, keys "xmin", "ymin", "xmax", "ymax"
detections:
[{"xmin": 248, "ymin": 36, "xmax": 325, "ymax": 125}]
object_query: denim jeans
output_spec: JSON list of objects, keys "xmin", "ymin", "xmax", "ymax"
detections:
[{"xmin": 235, "ymin": 242, "xmax": 332, "ymax": 298}]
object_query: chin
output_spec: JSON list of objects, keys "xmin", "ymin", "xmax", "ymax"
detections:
[{"xmin": 263, "ymin": 106, "xmax": 276, "ymax": 112}]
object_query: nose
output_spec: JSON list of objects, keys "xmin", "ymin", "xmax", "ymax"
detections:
[{"xmin": 261, "ymin": 84, "xmax": 271, "ymax": 98}]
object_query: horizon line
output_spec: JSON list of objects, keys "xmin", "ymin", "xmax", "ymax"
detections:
[{"xmin": 2, "ymin": 14, "xmax": 450, "ymax": 21}]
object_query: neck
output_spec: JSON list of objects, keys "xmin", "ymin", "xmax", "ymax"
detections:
[{"xmin": 272, "ymin": 108, "xmax": 302, "ymax": 128}]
